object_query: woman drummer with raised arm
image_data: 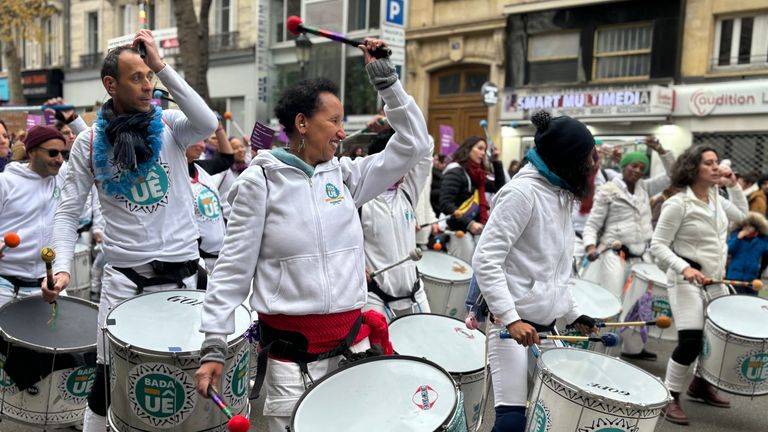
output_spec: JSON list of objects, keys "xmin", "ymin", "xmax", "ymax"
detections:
[{"xmin": 650, "ymin": 145, "xmax": 747, "ymax": 425}]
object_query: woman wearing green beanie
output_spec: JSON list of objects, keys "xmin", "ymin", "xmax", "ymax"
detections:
[{"xmin": 581, "ymin": 137, "xmax": 675, "ymax": 360}]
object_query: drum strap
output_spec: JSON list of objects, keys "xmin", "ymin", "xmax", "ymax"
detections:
[
  {"xmin": 680, "ymin": 256, "xmax": 702, "ymax": 271},
  {"xmin": 249, "ymin": 315, "xmax": 363, "ymax": 400},
  {"xmin": 0, "ymin": 275, "xmax": 44, "ymax": 296},
  {"xmin": 113, "ymin": 260, "xmax": 198, "ymax": 294},
  {"xmin": 366, "ymin": 269, "xmax": 422, "ymax": 305}
]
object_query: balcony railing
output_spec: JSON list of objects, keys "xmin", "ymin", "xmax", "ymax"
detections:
[
  {"xmin": 80, "ymin": 52, "xmax": 103, "ymax": 69},
  {"xmin": 209, "ymin": 32, "xmax": 240, "ymax": 52}
]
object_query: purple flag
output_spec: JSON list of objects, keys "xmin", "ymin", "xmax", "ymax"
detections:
[
  {"xmin": 439, "ymin": 125, "xmax": 457, "ymax": 157},
  {"xmin": 26, "ymin": 115, "xmax": 43, "ymax": 129},
  {"xmin": 43, "ymin": 111, "xmax": 56, "ymax": 125},
  {"xmin": 250, "ymin": 122, "xmax": 274, "ymax": 151}
]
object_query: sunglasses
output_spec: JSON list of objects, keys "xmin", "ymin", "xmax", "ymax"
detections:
[{"xmin": 37, "ymin": 148, "xmax": 70, "ymax": 159}]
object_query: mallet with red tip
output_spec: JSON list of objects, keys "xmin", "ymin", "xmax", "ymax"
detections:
[
  {"xmin": 286, "ymin": 16, "xmax": 391, "ymax": 59},
  {"xmin": 0, "ymin": 232, "xmax": 21, "ymax": 255},
  {"xmin": 207, "ymin": 385, "xmax": 251, "ymax": 432}
]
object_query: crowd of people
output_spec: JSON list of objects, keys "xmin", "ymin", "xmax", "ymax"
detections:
[{"xmin": 0, "ymin": 29, "xmax": 765, "ymax": 432}]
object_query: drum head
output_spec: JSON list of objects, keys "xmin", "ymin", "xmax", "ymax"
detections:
[
  {"xmin": 540, "ymin": 349, "xmax": 668, "ymax": 407},
  {"xmin": 631, "ymin": 263, "xmax": 669, "ymax": 287},
  {"xmin": 568, "ymin": 278, "xmax": 621, "ymax": 319},
  {"xmin": 707, "ymin": 295, "xmax": 768, "ymax": 339},
  {"xmin": 417, "ymin": 251, "xmax": 472, "ymax": 282},
  {"xmin": 0, "ymin": 296, "xmax": 97, "ymax": 352},
  {"xmin": 389, "ymin": 314, "xmax": 486, "ymax": 374},
  {"xmin": 292, "ymin": 356, "xmax": 457, "ymax": 431},
  {"xmin": 105, "ymin": 290, "xmax": 250, "ymax": 353}
]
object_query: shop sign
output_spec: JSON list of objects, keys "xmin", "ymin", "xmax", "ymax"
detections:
[{"xmin": 673, "ymin": 80, "xmax": 768, "ymax": 117}]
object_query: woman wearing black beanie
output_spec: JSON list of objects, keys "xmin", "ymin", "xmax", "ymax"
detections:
[{"xmin": 473, "ymin": 111, "xmax": 599, "ymax": 431}]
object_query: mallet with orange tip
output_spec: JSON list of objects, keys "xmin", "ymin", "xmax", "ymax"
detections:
[
  {"xmin": 605, "ymin": 315, "xmax": 673, "ymax": 329},
  {"xmin": 703, "ymin": 278, "xmax": 763, "ymax": 292},
  {"xmin": 0, "ymin": 232, "xmax": 21, "ymax": 255},
  {"xmin": 223, "ymin": 112, "xmax": 247, "ymax": 139}
]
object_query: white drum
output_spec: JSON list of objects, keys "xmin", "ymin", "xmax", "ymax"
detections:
[
  {"xmin": 69, "ymin": 243, "xmax": 92, "ymax": 300},
  {"xmin": 389, "ymin": 314, "xmax": 486, "ymax": 430},
  {"xmin": 418, "ymin": 251, "xmax": 473, "ymax": 318},
  {"xmin": 105, "ymin": 290, "xmax": 251, "ymax": 431},
  {"xmin": 621, "ymin": 263, "xmax": 677, "ymax": 341},
  {"xmin": 528, "ymin": 348, "xmax": 670, "ymax": 432},
  {"xmin": 290, "ymin": 356, "xmax": 467, "ymax": 432},
  {"xmin": 559, "ymin": 279, "xmax": 621, "ymax": 352},
  {"xmin": 699, "ymin": 295, "xmax": 768, "ymax": 396}
]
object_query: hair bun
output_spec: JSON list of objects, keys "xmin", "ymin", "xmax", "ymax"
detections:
[{"xmin": 531, "ymin": 111, "xmax": 551, "ymax": 132}]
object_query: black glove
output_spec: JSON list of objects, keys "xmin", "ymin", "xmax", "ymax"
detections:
[
  {"xmin": 365, "ymin": 58, "xmax": 398, "ymax": 91},
  {"xmin": 571, "ymin": 314, "xmax": 596, "ymax": 328}
]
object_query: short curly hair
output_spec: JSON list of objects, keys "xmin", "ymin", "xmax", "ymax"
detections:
[
  {"xmin": 670, "ymin": 145, "xmax": 719, "ymax": 188},
  {"xmin": 274, "ymin": 78, "xmax": 340, "ymax": 137}
]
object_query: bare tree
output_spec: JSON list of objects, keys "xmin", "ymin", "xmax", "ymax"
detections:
[
  {"xmin": 0, "ymin": 0, "xmax": 56, "ymax": 104},
  {"xmin": 171, "ymin": 0, "xmax": 213, "ymax": 105}
]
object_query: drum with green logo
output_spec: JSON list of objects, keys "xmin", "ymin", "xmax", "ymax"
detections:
[
  {"xmin": 418, "ymin": 251, "xmax": 473, "ymax": 318},
  {"xmin": 0, "ymin": 296, "xmax": 98, "ymax": 428},
  {"xmin": 105, "ymin": 290, "xmax": 251, "ymax": 431},
  {"xmin": 621, "ymin": 263, "xmax": 677, "ymax": 341},
  {"xmin": 699, "ymin": 295, "xmax": 768, "ymax": 396},
  {"xmin": 527, "ymin": 348, "xmax": 670, "ymax": 432}
]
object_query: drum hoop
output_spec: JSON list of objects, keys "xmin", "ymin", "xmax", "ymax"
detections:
[
  {"xmin": 420, "ymin": 274, "xmax": 472, "ymax": 284},
  {"xmin": 630, "ymin": 269, "xmax": 670, "ymax": 288},
  {"xmin": 388, "ymin": 313, "xmax": 488, "ymax": 375},
  {"xmin": 104, "ymin": 289, "xmax": 250, "ymax": 356},
  {"xmin": 705, "ymin": 296, "xmax": 768, "ymax": 341},
  {"xmin": 0, "ymin": 295, "xmax": 98, "ymax": 354},
  {"xmin": 289, "ymin": 355, "xmax": 460, "ymax": 432},
  {"xmin": 537, "ymin": 348, "xmax": 670, "ymax": 410}
]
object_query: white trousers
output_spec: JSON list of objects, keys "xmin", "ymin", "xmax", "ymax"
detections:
[
  {"xmin": 263, "ymin": 338, "xmax": 371, "ymax": 432},
  {"xmin": 668, "ymin": 278, "xmax": 728, "ymax": 331},
  {"xmin": 0, "ymin": 277, "xmax": 44, "ymax": 308}
]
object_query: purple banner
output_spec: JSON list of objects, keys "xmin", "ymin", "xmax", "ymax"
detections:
[
  {"xmin": 250, "ymin": 121, "xmax": 274, "ymax": 151},
  {"xmin": 43, "ymin": 111, "xmax": 56, "ymax": 125},
  {"xmin": 26, "ymin": 115, "xmax": 43, "ymax": 129},
  {"xmin": 439, "ymin": 125, "xmax": 457, "ymax": 157}
]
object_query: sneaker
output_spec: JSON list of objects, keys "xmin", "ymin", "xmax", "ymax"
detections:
[
  {"xmin": 620, "ymin": 349, "xmax": 658, "ymax": 361},
  {"xmin": 663, "ymin": 397, "xmax": 689, "ymax": 425},
  {"xmin": 687, "ymin": 376, "xmax": 731, "ymax": 408}
]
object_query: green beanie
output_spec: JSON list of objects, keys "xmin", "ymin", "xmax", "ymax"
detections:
[{"xmin": 620, "ymin": 151, "xmax": 650, "ymax": 174}]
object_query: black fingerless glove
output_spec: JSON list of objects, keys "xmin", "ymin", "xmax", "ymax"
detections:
[
  {"xmin": 571, "ymin": 314, "xmax": 596, "ymax": 328},
  {"xmin": 365, "ymin": 58, "xmax": 398, "ymax": 91}
]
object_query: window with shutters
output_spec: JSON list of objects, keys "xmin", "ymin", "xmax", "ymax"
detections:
[
  {"xmin": 593, "ymin": 23, "xmax": 653, "ymax": 81},
  {"xmin": 713, "ymin": 13, "xmax": 768, "ymax": 71},
  {"xmin": 527, "ymin": 31, "xmax": 580, "ymax": 84}
]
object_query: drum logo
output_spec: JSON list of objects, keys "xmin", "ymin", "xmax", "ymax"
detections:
[
  {"xmin": 562, "ymin": 329, "xmax": 589, "ymax": 350},
  {"xmin": 224, "ymin": 344, "xmax": 250, "ymax": 407},
  {"xmin": 738, "ymin": 351, "xmax": 768, "ymax": 383},
  {"xmin": 324, "ymin": 183, "xmax": 345, "ymax": 206},
  {"xmin": 59, "ymin": 366, "xmax": 96, "ymax": 405},
  {"xmin": 701, "ymin": 335, "xmax": 711, "ymax": 359},
  {"xmin": 129, "ymin": 363, "xmax": 196, "ymax": 428},
  {"xmin": 195, "ymin": 187, "xmax": 221, "ymax": 221},
  {"xmin": 118, "ymin": 162, "xmax": 171, "ymax": 213},
  {"xmin": 412, "ymin": 385, "xmax": 438, "ymax": 410},
  {"xmin": 651, "ymin": 296, "xmax": 672, "ymax": 319},
  {"xmin": 0, "ymin": 354, "xmax": 17, "ymax": 393},
  {"xmin": 453, "ymin": 327, "xmax": 475, "ymax": 339},
  {"xmin": 577, "ymin": 417, "xmax": 639, "ymax": 432},
  {"xmin": 530, "ymin": 400, "xmax": 551, "ymax": 432}
]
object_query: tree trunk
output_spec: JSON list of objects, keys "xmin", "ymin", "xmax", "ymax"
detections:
[
  {"xmin": 172, "ymin": 0, "xmax": 211, "ymax": 105},
  {"xmin": 4, "ymin": 40, "xmax": 26, "ymax": 105}
]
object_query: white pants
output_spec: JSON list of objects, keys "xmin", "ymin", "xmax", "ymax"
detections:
[
  {"xmin": 0, "ymin": 277, "xmax": 44, "ymax": 308},
  {"xmin": 573, "ymin": 236, "xmax": 585, "ymax": 267},
  {"xmin": 446, "ymin": 231, "xmax": 476, "ymax": 264},
  {"xmin": 363, "ymin": 286, "xmax": 431, "ymax": 322},
  {"xmin": 488, "ymin": 322, "xmax": 529, "ymax": 407},
  {"xmin": 83, "ymin": 263, "xmax": 197, "ymax": 432},
  {"xmin": 668, "ymin": 277, "xmax": 728, "ymax": 331},
  {"xmin": 263, "ymin": 338, "xmax": 371, "ymax": 432}
]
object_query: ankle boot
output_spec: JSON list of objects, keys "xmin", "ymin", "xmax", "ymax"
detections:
[
  {"xmin": 687, "ymin": 376, "xmax": 731, "ymax": 408},
  {"xmin": 663, "ymin": 393, "xmax": 689, "ymax": 425}
]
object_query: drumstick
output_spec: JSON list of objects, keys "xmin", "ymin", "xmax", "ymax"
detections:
[
  {"xmin": 418, "ymin": 211, "xmax": 462, "ymax": 228},
  {"xmin": 40, "ymin": 247, "xmax": 58, "ymax": 326},
  {"xmin": 207, "ymin": 386, "xmax": 251, "ymax": 432},
  {"xmin": 369, "ymin": 248, "xmax": 423, "ymax": 278},
  {"xmin": 703, "ymin": 278, "xmax": 763, "ymax": 292},
  {"xmin": 223, "ymin": 112, "xmax": 247, "ymax": 139},
  {"xmin": 444, "ymin": 230, "xmax": 465, "ymax": 239},
  {"xmin": 499, "ymin": 331, "xmax": 620, "ymax": 347},
  {"xmin": 286, "ymin": 16, "xmax": 391, "ymax": 59},
  {"xmin": 153, "ymin": 89, "xmax": 176, "ymax": 104},
  {"xmin": 341, "ymin": 118, "xmax": 387, "ymax": 143},
  {"xmin": 0, "ymin": 232, "xmax": 21, "ymax": 254},
  {"xmin": 0, "ymin": 105, "xmax": 74, "ymax": 112},
  {"xmin": 600, "ymin": 316, "xmax": 672, "ymax": 328},
  {"xmin": 137, "ymin": 1, "xmax": 148, "ymax": 58},
  {"xmin": 586, "ymin": 240, "xmax": 622, "ymax": 261}
]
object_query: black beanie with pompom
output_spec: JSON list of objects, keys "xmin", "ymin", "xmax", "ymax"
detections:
[{"xmin": 531, "ymin": 111, "xmax": 595, "ymax": 164}]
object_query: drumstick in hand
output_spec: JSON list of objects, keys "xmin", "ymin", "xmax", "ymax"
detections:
[
  {"xmin": 369, "ymin": 248, "xmax": 423, "ymax": 278},
  {"xmin": 600, "ymin": 316, "xmax": 672, "ymax": 328},
  {"xmin": 207, "ymin": 385, "xmax": 251, "ymax": 432},
  {"xmin": 40, "ymin": 247, "xmax": 59, "ymax": 325},
  {"xmin": 703, "ymin": 278, "xmax": 763, "ymax": 292},
  {"xmin": 0, "ymin": 232, "xmax": 21, "ymax": 255},
  {"xmin": 500, "ymin": 331, "xmax": 620, "ymax": 347}
]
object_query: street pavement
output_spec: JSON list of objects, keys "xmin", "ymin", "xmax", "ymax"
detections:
[{"xmin": 3, "ymin": 335, "xmax": 765, "ymax": 432}]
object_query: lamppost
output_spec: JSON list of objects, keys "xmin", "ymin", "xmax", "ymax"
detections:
[{"xmin": 295, "ymin": 33, "xmax": 313, "ymax": 79}]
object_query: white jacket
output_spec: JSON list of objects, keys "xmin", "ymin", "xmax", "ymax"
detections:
[
  {"xmin": 53, "ymin": 65, "xmax": 218, "ymax": 274},
  {"xmin": 361, "ymin": 139, "xmax": 433, "ymax": 309},
  {"xmin": 473, "ymin": 163, "xmax": 580, "ymax": 327},
  {"xmin": 651, "ymin": 185, "xmax": 747, "ymax": 281},
  {"xmin": 582, "ymin": 151, "xmax": 675, "ymax": 255},
  {"xmin": 192, "ymin": 164, "xmax": 226, "ymax": 255},
  {"xmin": 0, "ymin": 163, "xmax": 66, "ymax": 278},
  {"xmin": 201, "ymin": 81, "xmax": 430, "ymax": 337}
]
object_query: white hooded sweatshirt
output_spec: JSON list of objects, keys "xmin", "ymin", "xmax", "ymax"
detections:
[
  {"xmin": 473, "ymin": 163, "xmax": 581, "ymax": 327},
  {"xmin": 0, "ymin": 163, "xmax": 66, "ymax": 278}
]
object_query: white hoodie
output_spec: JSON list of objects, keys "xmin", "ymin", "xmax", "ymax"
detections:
[
  {"xmin": 200, "ymin": 81, "xmax": 430, "ymax": 337},
  {"xmin": 473, "ymin": 163, "xmax": 580, "ymax": 327},
  {"xmin": 0, "ymin": 163, "xmax": 66, "ymax": 278}
]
